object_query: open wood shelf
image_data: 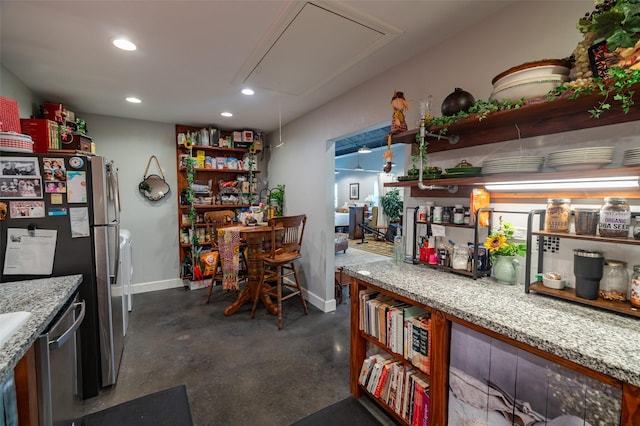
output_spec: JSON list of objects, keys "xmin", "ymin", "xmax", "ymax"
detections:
[
  {"xmin": 532, "ymin": 230, "xmax": 640, "ymax": 246},
  {"xmin": 415, "ymin": 261, "xmax": 490, "ymax": 279},
  {"xmin": 361, "ymin": 332, "xmax": 428, "ymax": 376},
  {"xmin": 391, "ymin": 86, "xmax": 640, "ymax": 153},
  {"xmin": 178, "ymin": 144, "xmax": 249, "ymax": 154},
  {"xmin": 530, "ymin": 282, "xmax": 640, "ymax": 319}
]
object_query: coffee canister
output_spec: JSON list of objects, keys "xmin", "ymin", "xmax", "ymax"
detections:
[{"xmin": 573, "ymin": 249, "xmax": 604, "ymax": 300}]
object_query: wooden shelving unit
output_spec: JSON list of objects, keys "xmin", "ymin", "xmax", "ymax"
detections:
[
  {"xmin": 525, "ymin": 209, "xmax": 640, "ymax": 318},
  {"xmin": 175, "ymin": 124, "xmax": 261, "ymax": 280}
]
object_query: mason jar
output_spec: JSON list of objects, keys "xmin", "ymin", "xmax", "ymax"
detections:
[
  {"xmin": 599, "ymin": 259, "xmax": 628, "ymax": 302},
  {"xmin": 545, "ymin": 198, "xmax": 571, "ymax": 232},
  {"xmin": 599, "ymin": 197, "xmax": 631, "ymax": 238},
  {"xmin": 631, "ymin": 265, "xmax": 640, "ymax": 308}
]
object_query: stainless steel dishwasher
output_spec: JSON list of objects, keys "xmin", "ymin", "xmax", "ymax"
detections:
[{"xmin": 35, "ymin": 295, "xmax": 85, "ymax": 426}]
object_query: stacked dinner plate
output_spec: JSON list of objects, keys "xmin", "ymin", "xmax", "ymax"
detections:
[
  {"xmin": 482, "ymin": 156, "xmax": 545, "ymax": 174},
  {"xmin": 546, "ymin": 146, "xmax": 614, "ymax": 171},
  {"xmin": 622, "ymin": 147, "xmax": 640, "ymax": 166}
]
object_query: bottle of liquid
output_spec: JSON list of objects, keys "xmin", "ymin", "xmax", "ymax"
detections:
[{"xmin": 393, "ymin": 231, "xmax": 404, "ymax": 266}]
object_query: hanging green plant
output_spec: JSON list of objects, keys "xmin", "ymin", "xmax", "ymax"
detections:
[{"xmin": 549, "ymin": 67, "xmax": 640, "ymax": 118}]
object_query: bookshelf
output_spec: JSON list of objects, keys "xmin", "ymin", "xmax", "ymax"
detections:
[{"xmin": 350, "ymin": 279, "xmax": 450, "ymax": 425}]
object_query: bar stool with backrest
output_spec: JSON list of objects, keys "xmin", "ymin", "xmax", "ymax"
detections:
[
  {"xmin": 203, "ymin": 210, "xmax": 246, "ymax": 304},
  {"xmin": 251, "ymin": 214, "xmax": 308, "ymax": 329}
]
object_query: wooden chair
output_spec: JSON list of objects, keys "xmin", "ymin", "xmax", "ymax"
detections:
[
  {"xmin": 251, "ymin": 214, "xmax": 308, "ymax": 329},
  {"xmin": 203, "ymin": 210, "xmax": 245, "ymax": 303}
]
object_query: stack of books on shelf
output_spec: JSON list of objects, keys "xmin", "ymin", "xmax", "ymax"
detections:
[
  {"xmin": 358, "ymin": 353, "xmax": 429, "ymax": 425},
  {"xmin": 358, "ymin": 290, "xmax": 432, "ymax": 374}
]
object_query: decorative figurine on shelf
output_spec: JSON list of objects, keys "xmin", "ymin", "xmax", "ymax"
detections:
[
  {"xmin": 390, "ymin": 90, "xmax": 409, "ymax": 134},
  {"xmin": 383, "ymin": 134, "xmax": 393, "ymax": 173}
]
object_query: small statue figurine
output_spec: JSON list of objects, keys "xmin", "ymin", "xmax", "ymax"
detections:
[{"xmin": 390, "ymin": 91, "xmax": 409, "ymax": 134}]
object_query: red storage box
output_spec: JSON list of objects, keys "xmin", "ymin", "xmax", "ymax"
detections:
[
  {"xmin": 42, "ymin": 102, "xmax": 66, "ymax": 123},
  {"xmin": 20, "ymin": 119, "xmax": 61, "ymax": 153},
  {"xmin": 0, "ymin": 96, "xmax": 20, "ymax": 133}
]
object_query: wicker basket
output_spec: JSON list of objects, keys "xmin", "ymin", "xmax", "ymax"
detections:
[{"xmin": 0, "ymin": 132, "xmax": 33, "ymax": 153}]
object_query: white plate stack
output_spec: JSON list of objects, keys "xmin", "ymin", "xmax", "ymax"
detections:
[
  {"xmin": 622, "ymin": 147, "xmax": 640, "ymax": 166},
  {"xmin": 546, "ymin": 146, "xmax": 614, "ymax": 171},
  {"xmin": 482, "ymin": 156, "xmax": 545, "ymax": 174}
]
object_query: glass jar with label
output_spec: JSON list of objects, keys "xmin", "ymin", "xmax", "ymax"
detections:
[
  {"xmin": 599, "ymin": 259, "xmax": 629, "ymax": 301},
  {"xmin": 545, "ymin": 198, "xmax": 571, "ymax": 232},
  {"xmin": 453, "ymin": 204, "xmax": 464, "ymax": 225},
  {"xmin": 599, "ymin": 197, "xmax": 631, "ymax": 238},
  {"xmin": 633, "ymin": 217, "xmax": 640, "ymax": 240},
  {"xmin": 631, "ymin": 265, "xmax": 640, "ymax": 308},
  {"xmin": 432, "ymin": 206, "xmax": 443, "ymax": 223},
  {"xmin": 452, "ymin": 245, "xmax": 469, "ymax": 270}
]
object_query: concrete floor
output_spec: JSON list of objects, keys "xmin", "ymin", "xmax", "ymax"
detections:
[{"xmin": 81, "ymin": 285, "xmax": 374, "ymax": 425}]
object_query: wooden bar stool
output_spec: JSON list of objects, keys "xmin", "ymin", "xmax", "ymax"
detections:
[{"xmin": 250, "ymin": 214, "xmax": 308, "ymax": 329}]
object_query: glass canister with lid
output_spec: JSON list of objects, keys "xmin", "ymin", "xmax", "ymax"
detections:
[
  {"xmin": 545, "ymin": 198, "xmax": 571, "ymax": 232},
  {"xmin": 631, "ymin": 265, "xmax": 640, "ymax": 308},
  {"xmin": 599, "ymin": 197, "xmax": 631, "ymax": 238},
  {"xmin": 599, "ymin": 259, "xmax": 629, "ymax": 301}
]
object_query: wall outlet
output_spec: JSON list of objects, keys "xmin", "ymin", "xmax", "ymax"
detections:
[{"xmin": 513, "ymin": 227, "xmax": 527, "ymax": 240}]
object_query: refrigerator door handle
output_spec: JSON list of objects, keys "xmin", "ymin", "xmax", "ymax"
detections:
[
  {"xmin": 49, "ymin": 301, "xmax": 85, "ymax": 350},
  {"xmin": 110, "ymin": 222, "xmax": 120, "ymax": 286}
]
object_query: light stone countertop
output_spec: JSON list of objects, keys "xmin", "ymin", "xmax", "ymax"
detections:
[
  {"xmin": 0, "ymin": 275, "xmax": 83, "ymax": 383},
  {"xmin": 342, "ymin": 260, "xmax": 640, "ymax": 387}
]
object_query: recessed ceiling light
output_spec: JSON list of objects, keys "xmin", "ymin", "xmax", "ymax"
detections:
[
  {"xmin": 220, "ymin": 112, "xmax": 233, "ymax": 117},
  {"xmin": 126, "ymin": 97, "xmax": 141, "ymax": 104},
  {"xmin": 113, "ymin": 38, "xmax": 137, "ymax": 51},
  {"xmin": 241, "ymin": 88, "xmax": 254, "ymax": 96}
]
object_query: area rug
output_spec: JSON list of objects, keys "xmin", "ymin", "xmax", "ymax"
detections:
[
  {"xmin": 349, "ymin": 237, "xmax": 394, "ymax": 258},
  {"xmin": 289, "ymin": 396, "xmax": 384, "ymax": 426},
  {"xmin": 82, "ymin": 385, "xmax": 193, "ymax": 426}
]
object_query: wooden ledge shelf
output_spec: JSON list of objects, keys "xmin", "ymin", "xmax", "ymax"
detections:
[
  {"xmin": 391, "ymin": 85, "xmax": 640, "ymax": 153},
  {"xmin": 530, "ymin": 282, "xmax": 640, "ymax": 319}
]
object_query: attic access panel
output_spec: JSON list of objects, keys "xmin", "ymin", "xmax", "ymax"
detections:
[{"xmin": 244, "ymin": 2, "xmax": 386, "ymax": 96}]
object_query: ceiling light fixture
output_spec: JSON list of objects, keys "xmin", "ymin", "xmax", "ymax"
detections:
[
  {"xmin": 220, "ymin": 112, "xmax": 233, "ymax": 117},
  {"xmin": 241, "ymin": 88, "xmax": 254, "ymax": 95},
  {"xmin": 275, "ymin": 90, "xmax": 284, "ymax": 148},
  {"xmin": 354, "ymin": 153, "xmax": 363, "ymax": 171},
  {"xmin": 484, "ymin": 176, "xmax": 640, "ymax": 191},
  {"xmin": 126, "ymin": 97, "xmax": 141, "ymax": 104},
  {"xmin": 113, "ymin": 38, "xmax": 137, "ymax": 51},
  {"xmin": 358, "ymin": 145, "xmax": 372, "ymax": 154}
]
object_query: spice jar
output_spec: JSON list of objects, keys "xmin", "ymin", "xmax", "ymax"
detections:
[
  {"xmin": 432, "ymin": 206, "xmax": 443, "ymax": 223},
  {"xmin": 545, "ymin": 198, "xmax": 571, "ymax": 232},
  {"xmin": 599, "ymin": 197, "xmax": 631, "ymax": 238},
  {"xmin": 599, "ymin": 259, "xmax": 629, "ymax": 301},
  {"xmin": 631, "ymin": 265, "xmax": 640, "ymax": 308}
]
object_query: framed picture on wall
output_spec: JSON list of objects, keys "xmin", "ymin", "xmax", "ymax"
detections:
[{"xmin": 349, "ymin": 183, "xmax": 359, "ymax": 200}]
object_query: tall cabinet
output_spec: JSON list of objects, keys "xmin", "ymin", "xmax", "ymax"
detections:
[{"xmin": 175, "ymin": 124, "xmax": 261, "ymax": 281}]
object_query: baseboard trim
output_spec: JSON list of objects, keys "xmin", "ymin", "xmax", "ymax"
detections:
[{"xmin": 132, "ymin": 278, "xmax": 183, "ymax": 294}]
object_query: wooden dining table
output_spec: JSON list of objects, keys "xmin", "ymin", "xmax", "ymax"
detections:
[{"xmin": 223, "ymin": 224, "xmax": 279, "ymax": 316}]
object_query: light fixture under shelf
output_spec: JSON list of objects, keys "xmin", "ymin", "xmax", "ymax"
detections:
[
  {"xmin": 358, "ymin": 145, "xmax": 371, "ymax": 154},
  {"xmin": 484, "ymin": 176, "xmax": 640, "ymax": 191}
]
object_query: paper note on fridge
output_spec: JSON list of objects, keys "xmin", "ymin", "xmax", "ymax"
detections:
[
  {"xmin": 69, "ymin": 207, "xmax": 90, "ymax": 238},
  {"xmin": 3, "ymin": 228, "xmax": 57, "ymax": 275}
]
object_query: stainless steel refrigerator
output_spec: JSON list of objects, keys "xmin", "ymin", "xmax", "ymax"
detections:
[{"xmin": 0, "ymin": 152, "xmax": 123, "ymax": 399}]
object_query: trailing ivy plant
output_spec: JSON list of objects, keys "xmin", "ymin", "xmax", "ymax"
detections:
[
  {"xmin": 425, "ymin": 98, "xmax": 524, "ymax": 136},
  {"xmin": 184, "ymin": 155, "xmax": 199, "ymax": 249},
  {"xmin": 549, "ymin": 67, "xmax": 640, "ymax": 118},
  {"xmin": 577, "ymin": 0, "xmax": 640, "ymax": 50}
]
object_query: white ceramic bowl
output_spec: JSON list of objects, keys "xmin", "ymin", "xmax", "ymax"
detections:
[
  {"xmin": 489, "ymin": 78, "xmax": 566, "ymax": 102},
  {"xmin": 542, "ymin": 276, "xmax": 565, "ymax": 290},
  {"xmin": 492, "ymin": 59, "xmax": 571, "ymax": 87}
]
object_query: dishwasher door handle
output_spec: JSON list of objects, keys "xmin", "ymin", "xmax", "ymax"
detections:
[{"xmin": 49, "ymin": 301, "xmax": 85, "ymax": 350}]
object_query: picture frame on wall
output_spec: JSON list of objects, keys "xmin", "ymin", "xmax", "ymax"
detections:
[{"xmin": 349, "ymin": 183, "xmax": 359, "ymax": 200}]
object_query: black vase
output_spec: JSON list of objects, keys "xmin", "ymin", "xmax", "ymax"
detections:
[{"xmin": 441, "ymin": 88, "xmax": 475, "ymax": 116}]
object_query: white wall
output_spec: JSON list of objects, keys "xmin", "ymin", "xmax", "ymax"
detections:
[
  {"xmin": 266, "ymin": 1, "xmax": 606, "ymax": 311},
  {"xmin": 79, "ymin": 113, "xmax": 181, "ymax": 293}
]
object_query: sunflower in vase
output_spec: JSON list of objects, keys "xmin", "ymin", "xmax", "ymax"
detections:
[{"xmin": 484, "ymin": 220, "xmax": 527, "ymax": 261}]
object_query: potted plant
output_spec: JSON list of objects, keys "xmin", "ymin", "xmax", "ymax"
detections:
[{"xmin": 380, "ymin": 188, "xmax": 403, "ymax": 223}]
